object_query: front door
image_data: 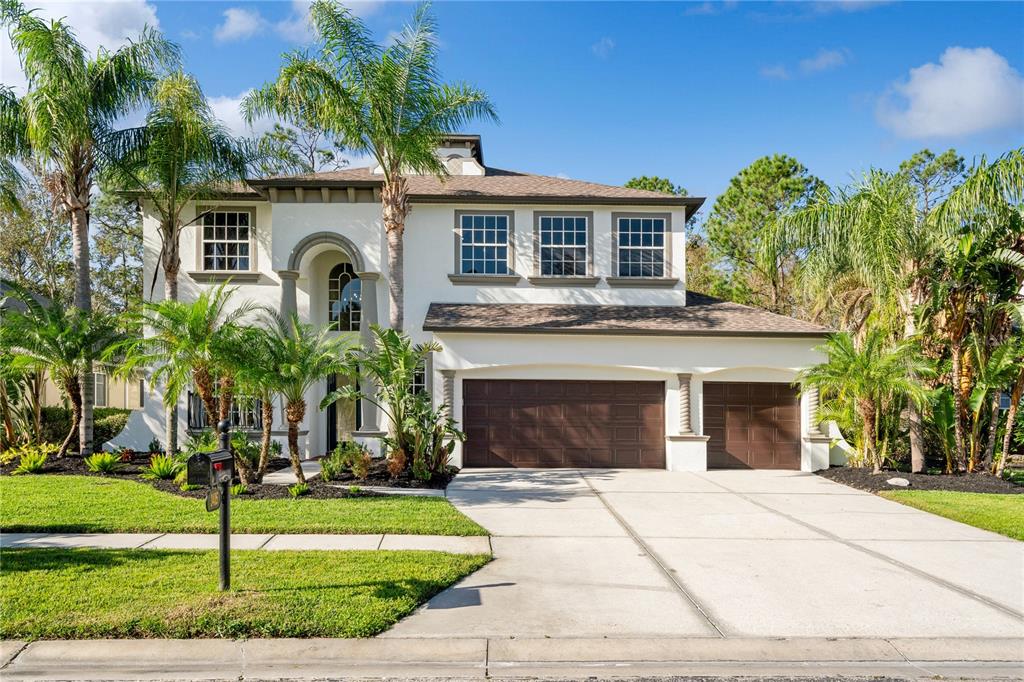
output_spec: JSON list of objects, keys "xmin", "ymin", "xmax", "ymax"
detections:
[{"xmin": 325, "ymin": 374, "xmax": 360, "ymax": 453}]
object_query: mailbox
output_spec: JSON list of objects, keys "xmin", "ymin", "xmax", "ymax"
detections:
[{"xmin": 186, "ymin": 450, "xmax": 234, "ymax": 487}]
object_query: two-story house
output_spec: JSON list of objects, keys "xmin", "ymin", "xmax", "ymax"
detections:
[{"xmin": 115, "ymin": 134, "xmax": 834, "ymax": 472}]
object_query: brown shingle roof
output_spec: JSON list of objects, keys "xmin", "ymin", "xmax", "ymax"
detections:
[
  {"xmin": 423, "ymin": 293, "xmax": 831, "ymax": 338},
  {"xmin": 248, "ymin": 166, "xmax": 704, "ymax": 212}
]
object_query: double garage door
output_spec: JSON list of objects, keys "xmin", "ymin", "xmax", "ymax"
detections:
[
  {"xmin": 462, "ymin": 380, "xmax": 666, "ymax": 468},
  {"xmin": 462, "ymin": 379, "xmax": 800, "ymax": 470}
]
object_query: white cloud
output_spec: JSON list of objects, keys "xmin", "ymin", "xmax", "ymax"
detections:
[
  {"xmin": 760, "ymin": 64, "xmax": 791, "ymax": 80},
  {"xmin": 760, "ymin": 47, "xmax": 850, "ymax": 80},
  {"xmin": 208, "ymin": 90, "xmax": 275, "ymax": 138},
  {"xmin": 799, "ymin": 48, "xmax": 849, "ymax": 74},
  {"xmin": 210, "ymin": 1, "xmax": 381, "ymax": 46},
  {"xmin": 877, "ymin": 47, "xmax": 1024, "ymax": 138},
  {"xmin": 2, "ymin": 0, "xmax": 159, "ymax": 93},
  {"xmin": 591, "ymin": 37, "xmax": 615, "ymax": 59},
  {"xmin": 684, "ymin": 1, "xmax": 738, "ymax": 17},
  {"xmin": 214, "ymin": 7, "xmax": 268, "ymax": 43}
]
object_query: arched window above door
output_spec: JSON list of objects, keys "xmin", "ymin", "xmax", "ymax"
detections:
[{"xmin": 328, "ymin": 263, "xmax": 361, "ymax": 331}]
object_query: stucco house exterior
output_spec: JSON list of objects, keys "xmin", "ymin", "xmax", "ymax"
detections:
[{"xmin": 114, "ymin": 134, "xmax": 835, "ymax": 472}]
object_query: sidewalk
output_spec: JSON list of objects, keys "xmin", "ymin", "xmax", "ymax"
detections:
[
  {"xmin": 0, "ymin": 532, "xmax": 490, "ymax": 554},
  {"xmin": 1, "ymin": 636, "xmax": 1021, "ymax": 680}
]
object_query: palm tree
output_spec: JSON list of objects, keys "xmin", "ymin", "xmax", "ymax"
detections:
[
  {"xmin": 1, "ymin": 283, "xmax": 122, "ymax": 457},
  {"xmin": 779, "ymin": 170, "xmax": 934, "ymax": 471},
  {"xmin": 0, "ymin": 86, "xmax": 27, "ymax": 214},
  {"xmin": 324, "ymin": 325, "xmax": 439, "ymax": 469},
  {"xmin": 113, "ymin": 284, "xmax": 253, "ymax": 462},
  {"xmin": 226, "ymin": 326, "xmax": 281, "ymax": 482},
  {"xmin": 104, "ymin": 71, "xmax": 251, "ymax": 302},
  {"xmin": 797, "ymin": 330, "xmax": 931, "ymax": 473},
  {"xmin": 1, "ymin": 0, "xmax": 176, "ymax": 455},
  {"xmin": 261, "ymin": 311, "xmax": 351, "ymax": 483},
  {"xmin": 243, "ymin": 0, "xmax": 497, "ymax": 330}
]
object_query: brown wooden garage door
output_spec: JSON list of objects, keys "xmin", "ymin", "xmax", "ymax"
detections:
[
  {"xmin": 462, "ymin": 380, "xmax": 665, "ymax": 468},
  {"xmin": 704, "ymin": 382, "xmax": 801, "ymax": 470}
]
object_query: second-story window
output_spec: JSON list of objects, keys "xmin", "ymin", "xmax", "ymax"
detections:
[
  {"xmin": 539, "ymin": 215, "xmax": 588, "ymax": 276},
  {"xmin": 202, "ymin": 210, "xmax": 251, "ymax": 271},
  {"xmin": 617, "ymin": 215, "xmax": 667, "ymax": 277},
  {"xmin": 328, "ymin": 263, "xmax": 361, "ymax": 331},
  {"xmin": 459, "ymin": 213, "xmax": 510, "ymax": 275}
]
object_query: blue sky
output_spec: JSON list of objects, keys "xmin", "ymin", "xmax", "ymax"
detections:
[{"xmin": 4, "ymin": 1, "xmax": 1023, "ymax": 206}]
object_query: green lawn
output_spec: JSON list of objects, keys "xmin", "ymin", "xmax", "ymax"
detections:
[
  {"xmin": 0, "ymin": 548, "xmax": 489, "ymax": 639},
  {"xmin": 0, "ymin": 475, "xmax": 486, "ymax": 536},
  {"xmin": 879, "ymin": 490, "xmax": 1024, "ymax": 541}
]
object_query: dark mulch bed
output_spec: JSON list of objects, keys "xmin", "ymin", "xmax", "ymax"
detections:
[
  {"xmin": 2, "ymin": 452, "xmax": 455, "ymax": 499},
  {"xmin": 320, "ymin": 458, "xmax": 457, "ymax": 489},
  {"xmin": 817, "ymin": 465, "xmax": 1024, "ymax": 494}
]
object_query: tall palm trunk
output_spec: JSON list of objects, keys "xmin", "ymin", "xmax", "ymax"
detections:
[
  {"xmin": 996, "ymin": 371, "xmax": 1024, "ymax": 476},
  {"xmin": 162, "ymin": 239, "xmax": 180, "ymax": 455},
  {"xmin": 981, "ymin": 392, "xmax": 1002, "ymax": 472},
  {"xmin": 59, "ymin": 377, "xmax": 82, "ymax": 458},
  {"xmin": 381, "ymin": 176, "xmax": 409, "ymax": 331},
  {"xmin": 70, "ymin": 194, "xmax": 95, "ymax": 456},
  {"xmin": 193, "ymin": 366, "xmax": 219, "ymax": 432},
  {"xmin": 858, "ymin": 398, "xmax": 878, "ymax": 473},
  {"xmin": 256, "ymin": 395, "xmax": 274, "ymax": 482},
  {"xmin": 218, "ymin": 376, "xmax": 234, "ymax": 427},
  {"xmin": 285, "ymin": 399, "xmax": 306, "ymax": 483},
  {"xmin": 904, "ymin": 284, "xmax": 926, "ymax": 473},
  {"xmin": 950, "ymin": 342, "xmax": 967, "ymax": 472}
]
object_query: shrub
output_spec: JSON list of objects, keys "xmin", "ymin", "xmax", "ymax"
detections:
[
  {"xmin": 321, "ymin": 441, "xmax": 372, "ymax": 481},
  {"xmin": 141, "ymin": 454, "xmax": 184, "ymax": 480},
  {"xmin": 180, "ymin": 483, "xmax": 201, "ymax": 492},
  {"xmin": 116, "ymin": 447, "xmax": 136, "ymax": 463},
  {"xmin": 230, "ymin": 483, "xmax": 247, "ymax": 497},
  {"xmin": 12, "ymin": 444, "xmax": 55, "ymax": 475},
  {"xmin": 39, "ymin": 407, "xmax": 131, "ymax": 451},
  {"xmin": 288, "ymin": 482, "xmax": 310, "ymax": 498},
  {"xmin": 147, "ymin": 437, "xmax": 162, "ymax": 454},
  {"xmin": 173, "ymin": 467, "xmax": 188, "ymax": 487},
  {"xmin": 85, "ymin": 452, "xmax": 123, "ymax": 474},
  {"xmin": 348, "ymin": 485, "xmax": 361, "ymax": 494},
  {"xmin": 230, "ymin": 430, "xmax": 260, "ymax": 469},
  {"xmin": 387, "ymin": 448, "xmax": 407, "ymax": 479},
  {"xmin": 183, "ymin": 429, "xmax": 218, "ymax": 456}
]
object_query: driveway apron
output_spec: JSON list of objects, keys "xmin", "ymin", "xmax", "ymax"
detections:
[{"xmin": 386, "ymin": 468, "xmax": 1023, "ymax": 639}]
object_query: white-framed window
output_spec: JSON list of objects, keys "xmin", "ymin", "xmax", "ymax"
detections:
[
  {"xmin": 93, "ymin": 372, "xmax": 107, "ymax": 408},
  {"xmin": 411, "ymin": 362, "xmax": 427, "ymax": 395},
  {"xmin": 459, "ymin": 213, "xmax": 510, "ymax": 275},
  {"xmin": 538, "ymin": 215, "xmax": 588, "ymax": 276},
  {"xmin": 617, "ymin": 215, "xmax": 667, "ymax": 277},
  {"xmin": 201, "ymin": 210, "xmax": 252, "ymax": 271},
  {"xmin": 328, "ymin": 263, "xmax": 361, "ymax": 332}
]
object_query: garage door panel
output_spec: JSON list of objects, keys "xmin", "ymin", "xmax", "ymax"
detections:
[
  {"xmin": 462, "ymin": 380, "xmax": 665, "ymax": 468},
  {"xmin": 704, "ymin": 381, "xmax": 801, "ymax": 470}
]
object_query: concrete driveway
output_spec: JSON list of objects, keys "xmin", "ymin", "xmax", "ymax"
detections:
[{"xmin": 386, "ymin": 469, "xmax": 1023, "ymax": 639}]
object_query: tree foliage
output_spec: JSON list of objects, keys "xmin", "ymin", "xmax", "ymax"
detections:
[
  {"xmin": 705, "ymin": 154, "xmax": 824, "ymax": 314},
  {"xmin": 243, "ymin": 0, "xmax": 497, "ymax": 330},
  {"xmin": 624, "ymin": 175, "xmax": 687, "ymax": 196}
]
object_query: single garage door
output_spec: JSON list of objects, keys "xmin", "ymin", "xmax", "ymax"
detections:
[
  {"xmin": 704, "ymin": 382, "xmax": 801, "ymax": 470},
  {"xmin": 462, "ymin": 380, "xmax": 665, "ymax": 468}
]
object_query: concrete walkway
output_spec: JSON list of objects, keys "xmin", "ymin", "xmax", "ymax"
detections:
[
  {"xmin": 387, "ymin": 468, "xmax": 1024, "ymax": 639},
  {"xmin": 0, "ymin": 532, "xmax": 489, "ymax": 554},
  {"xmin": 1, "ymin": 636, "xmax": 1022, "ymax": 680},
  {"xmin": 261, "ymin": 459, "xmax": 322, "ymax": 485}
]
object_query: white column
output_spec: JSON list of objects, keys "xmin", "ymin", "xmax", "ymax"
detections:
[
  {"xmin": 277, "ymin": 270, "xmax": 299, "ymax": 319},
  {"xmin": 441, "ymin": 369, "xmax": 456, "ymax": 418},
  {"xmin": 355, "ymin": 272, "xmax": 383, "ymax": 434},
  {"xmin": 677, "ymin": 373, "xmax": 693, "ymax": 434}
]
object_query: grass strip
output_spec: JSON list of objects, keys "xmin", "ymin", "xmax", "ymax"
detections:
[
  {"xmin": 0, "ymin": 475, "xmax": 486, "ymax": 536},
  {"xmin": 0, "ymin": 547, "xmax": 489, "ymax": 639}
]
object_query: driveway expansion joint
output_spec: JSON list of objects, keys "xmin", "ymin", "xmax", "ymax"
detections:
[
  {"xmin": 693, "ymin": 472, "xmax": 1024, "ymax": 621},
  {"xmin": 579, "ymin": 471, "xmax": 728, "ymax": 638}
]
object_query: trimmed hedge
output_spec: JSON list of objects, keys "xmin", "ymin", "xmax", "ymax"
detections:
[{"xmin": 40, "ymin": 407, "xmax": 131, "ymax": 452}]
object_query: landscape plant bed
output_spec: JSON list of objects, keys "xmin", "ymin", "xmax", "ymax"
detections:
[
  {"xmin": 817, "ymin": 465, "xmax": 1023, "ymax": 494},
  {"xmin": 322, "ymin": 457, "xmax": 458, "ymax": 489},
  {"xmin": 0, "ymin": 547, "xmax": 490, "ymax": 639},
  {"xmin": 0, "ymin": 475, "xmax": 488, "ymax": 535},
  {"xmin": 1, "ymin": 453, "xmax": 456, "ymax": 497}
]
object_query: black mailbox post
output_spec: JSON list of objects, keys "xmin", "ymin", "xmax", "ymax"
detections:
[{"xmin": 186, "ymin": 420, "xmax": 233, "ymax": 590}]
